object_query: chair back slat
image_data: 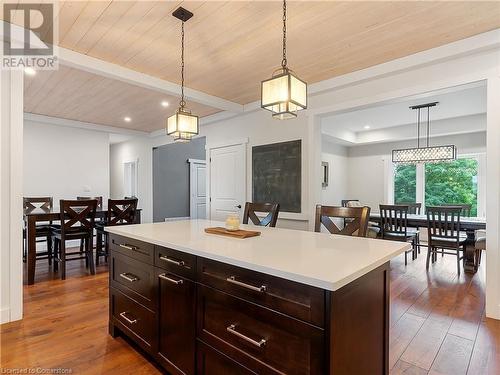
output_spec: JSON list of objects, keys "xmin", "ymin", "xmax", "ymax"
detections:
[
  {"xmin": 242, "ymin": 202, "xmax": 280, "ymax": 227},
  {"xmin": 77, "ymin": 196, "xmax": 103, "ymax": 209},
  {"xmin": 59, "ymin": 199, "xmax": 97, "ymax": 234},
  {"xmin": 106, "ymin": 198, "xmax": 138, "ymax": 226},
  {"xmin": 23, "ymin": 196, "xmax": 53, "ymax": 210},
  {"xmin": 314, "ymin": 205, "xmax": 370, "ymax": 237},
  {"xmin": 380, "ymin": 205, "xmax": 409, "ymax": 237},
  {"xmin": 426, "ymin": 206, "xmax": 462, "ymax": 242}
]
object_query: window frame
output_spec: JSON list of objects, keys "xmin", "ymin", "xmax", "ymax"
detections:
[{"xmin": 388, "ymin": 152, "xmax": 485, "ymax": 217}]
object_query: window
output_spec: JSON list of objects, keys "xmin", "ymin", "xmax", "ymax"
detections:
[
  {"xmin": 394, "ymin": 164, "xmax": 416, "ymax": 204},
  {"xmin": 392, "ymin": 156, "xmax": 482, "ymax": 217},
  {"xmin": 425, "ymin": 158, "xmax": 478, "ymax": 216}
]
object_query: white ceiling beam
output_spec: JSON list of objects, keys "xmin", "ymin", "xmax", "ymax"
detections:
[
  {"xmin": 57, "ymin": 47, "xmax": 243, "ymax": 113},
  {"xmin": 24, "ymin": 113, "xmax": 149, "ymax": 136}
]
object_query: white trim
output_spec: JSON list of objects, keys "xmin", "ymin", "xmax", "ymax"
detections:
[
  {"xmin": 205, "ymin": 137, "xmax": 249, "ymax": 151},
  {"xmin": 189, "ymin": 160, "xmax": 207, "ymax": 219},
  {"xmin": 24, "ymin": 113, "xmax": 148, "ymax": 136},
  {"xmin": 187, "ymin": 158, "xmax": 206, "ymax": 165},
  {"xmin": 57, "ymin": 46, "xmax": 243, "ymax": 113},
  {"xmin": 0, "ymin": 307, "xmax": 10, "ymax": 324}
]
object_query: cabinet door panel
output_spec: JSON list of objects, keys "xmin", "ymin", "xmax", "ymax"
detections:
[
  {"xmin": 197, "ymin": 340, "xmax": 257, "ymax": 375},
  {"xmin": 157, "ymin": 270, "xmax": 196, "ymax": 375}
]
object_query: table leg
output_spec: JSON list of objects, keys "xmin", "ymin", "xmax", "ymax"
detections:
[
  {"xmin": 463, "ymin": 230, "xmax": 477, "ymax": 274},
  {"xmin": 27, "ymin": 216, "xmax": 37, "ymax": 285}
]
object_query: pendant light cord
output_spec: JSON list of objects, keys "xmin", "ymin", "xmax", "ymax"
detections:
[
  {"xmin": 281, "ymin": 0, "xmax": 287, "ymax": 69},
  {"xmin": 180, "ymin": 21, "xmax": 186, "ymax": 109}
]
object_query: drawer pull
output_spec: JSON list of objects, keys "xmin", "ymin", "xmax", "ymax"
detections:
[
  {"xmin": 159, "ymin": 273, "xmax": 184, "ymax": 285},
  {"xmin": 119, "ymin": 272, "xmax": 139, "ymax": 283},
  {"xmin": 226, "ymin": 276, "xmax": 267, "ymax": 293},
  {"xmin": 227, "ymin": 324, "xmax": 266, "ymax": 348},
  {"xmin": 119, "ymin": 312, "xmax": 137, "ymax": 324},
  {"xmin": 119, "ymin": 243, "xmax": 138, "ymax": 251},
  {"xmin": 159, "ymin": 255, "xmax": 185, "ymax": 267}
]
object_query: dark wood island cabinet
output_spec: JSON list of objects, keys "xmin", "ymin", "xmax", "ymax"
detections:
[{"xmin": 107, "ymin": 220, "xmax": 410, "ymax": 375}]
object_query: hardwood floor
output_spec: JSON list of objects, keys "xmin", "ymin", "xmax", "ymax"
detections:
[{"xmin": 0, "ymin": 250, "xmax": 498, "ymax": 374}]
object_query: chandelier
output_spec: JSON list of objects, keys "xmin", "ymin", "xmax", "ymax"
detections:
[
  {"xmin": 261, "ymin": 0, "xmax": 307, "ymax": 120},
  {"xmin": 392, "ymin": 102, "xmax": 457, "ymax": 164},
  {"xmin": 166, "ymin": 7, "xmax": 199, "ymax": 142}
]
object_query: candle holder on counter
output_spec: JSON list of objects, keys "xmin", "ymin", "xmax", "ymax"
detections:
[{"xmin": 225, "ymin": 213, "xmax": 240, "ymax": 231}]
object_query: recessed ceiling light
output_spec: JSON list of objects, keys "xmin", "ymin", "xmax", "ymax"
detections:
[
  {"xmin": 24, "ymin": 67, "xmax": 36, "ymax": 76},
  {"xmin": 161, "ymin": 101, "xmax": 169, "ymax": 108},
  {"xmin": 364, "ymin": 125, "xmax": 371, "ymax": 130},
  {"xmin": 124, "ymin": 117, "xmax": 132, "ymax": 123}
]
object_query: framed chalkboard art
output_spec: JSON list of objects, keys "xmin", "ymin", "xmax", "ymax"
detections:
[{"xmin": 252, "ymin": 140, "xmax": 301, "ymax": 213}]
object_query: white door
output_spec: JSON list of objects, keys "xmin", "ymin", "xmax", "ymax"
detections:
[
  {"xmin": 189, "ymin": 159, "xmax": 206, "ymax": 219},
  {"xmin": 209, "ymin": 143, "xmax": 246, "ymax": 221}
]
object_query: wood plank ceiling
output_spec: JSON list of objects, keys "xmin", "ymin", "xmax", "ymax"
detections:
[
  {"xmin": 9, "ymin": 1, "xmax": 500, "ymax": 131},
  {"xmin": 24, "ymin": 65, "xmax": 220, "ymax": 132}
]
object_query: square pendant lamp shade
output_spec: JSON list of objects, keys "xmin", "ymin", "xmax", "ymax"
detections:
[
  {"xmin": 166, "ymin": 7, "xmax": 198, "ymax": 142},
  {"xmin": 167, "ymin": 110, "xmax": 199, "ymax": 141},
  {"xmin": 261, "ymin": 70, "xmax": 307, "ymax": 120}
]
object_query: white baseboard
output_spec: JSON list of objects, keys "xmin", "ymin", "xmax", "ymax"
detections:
[{"xmin": 0, "ymin": 307, "xmax": 10, "ymax": 324}]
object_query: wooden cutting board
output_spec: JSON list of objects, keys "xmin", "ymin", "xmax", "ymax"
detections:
[{"xmin": 204, "ymin": 227, "xmax": 261, "ymax": 239}]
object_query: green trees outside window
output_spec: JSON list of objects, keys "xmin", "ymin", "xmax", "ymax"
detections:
[
  {"xmin": 393, "ymin": 158, "xmax": 478, "ymax": 216},
  {"xmin": 425, "ymin": 159, "xmax": 478, "ymax": 216},
  {"xmin": 394, "ymin": 164, "xmax": 416, "ymax": 204}
]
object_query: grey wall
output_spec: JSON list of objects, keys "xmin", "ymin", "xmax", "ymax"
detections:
[{"xmin": 153, "ymin": 137, "xmax": 206, "ymax": 222}]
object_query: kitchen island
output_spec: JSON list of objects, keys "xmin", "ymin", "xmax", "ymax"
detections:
[{"xmin": 105, "ymin": 219, "xmax": 410, "ymax": 375}]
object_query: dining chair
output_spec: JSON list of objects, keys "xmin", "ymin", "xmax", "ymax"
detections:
[
  {"xmin": 345, "ymin": 200, "xmax": 380, "ymax": 238},
  {"xmin": 77, "ymin": 196, "xmax": 103, "ymax": 253},
  {"xmin": 474, "ymin": 229, "xmax": 486, "ymax": 267},
  {"xmin": 398, "ymin": 202, "xmax": 422, "ymax": 215},
  {"xmin": 242, "ymin": 202, "xmax": 280, "ymax": 228},
  {"xmin": 426, "ymin": 206, "xmax": 467, "ymax": 275},
  {"xmin": 427, "ymin": 204, "xmax": 472, "ymax": 217},
  {"xmin": 314, "ymin": 204, "xmax": 370, "ymax": 237},
  {"xmin": 95, "ymin": 198, "xmax": 138, "ymax": 265},
  {"xmin": 379, "ymin": 205, "xmax": 419, "ymax": 265},
  {"xmin": 23, "ymin": 197, "xmax": 56, "ymax": 265},
  {"xmin": 52, "ymin": 199, "xmax": 97, "ymax": 280}
]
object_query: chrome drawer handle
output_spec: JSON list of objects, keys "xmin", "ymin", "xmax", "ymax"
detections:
[
  {"xmin": 227, "ymin": 324, "xmax": 266, "ymax": 348},
  {"xmin": 119, "ymin": 312, "xmax": 137, "ymax": 324},
  {"xmin": 119, "ymin": 243, "xmax": 138, "ymax": 251},
  {"xmin": 159, "ymin": 255, "xmax": 185, "ymax": 267},
  {"xmin": 159, "ymin": 273, "xmax": 184, "ymax": 285},
  {"xmin": 226, "ymin": 276, "xmax": 267, "ymax": 293},
  {"xmin": 119, "ymin": 272, "xmax": 139, "ymax": 283}
]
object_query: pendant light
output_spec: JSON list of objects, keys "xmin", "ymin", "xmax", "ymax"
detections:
[
  {"xmin": 261, "ymin": 0, "xmax": 307, "ymax": 120},
  {"xmin": 392, "ymin": 102, "xmax": 457, "ymax": 164},
  {"xmin": 166, "ymin": 7, "xmax": 199, "ymax": 142}
]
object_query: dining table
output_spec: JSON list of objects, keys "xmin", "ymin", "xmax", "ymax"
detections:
[
  {"xmin": 23, "ymin": 206, "xmax": 141, "ymax": 285},
  {"xmin": 369, "ymin": 212, "xmax": 486, "ymax": 273}
]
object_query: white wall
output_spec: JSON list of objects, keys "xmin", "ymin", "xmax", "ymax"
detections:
[
  {"xmin": 321, "ymin": 137, "xmax": 348, "ymax": 206},
  {"xmin": 110, "ymin": 136, "xmax": 153, "ymax": 223},
  {"xmin": 23, "ymin": 120, "xmax": 110, "ymax": 203}
]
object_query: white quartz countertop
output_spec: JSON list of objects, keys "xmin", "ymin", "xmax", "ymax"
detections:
[{"xmin": 105, "ymin": 219, "xmax": 411, "ymax": 291}]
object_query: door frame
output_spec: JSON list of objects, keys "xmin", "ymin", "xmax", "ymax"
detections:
[
  {"xmin": 188, "ymin": 158, "xmax": 206, "ymax": 219},
  {"xmin": 206, "ymin": 138, "xmax": 248, "ymax": 220}
]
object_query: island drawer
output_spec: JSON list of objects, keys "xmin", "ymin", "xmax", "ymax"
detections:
[
  {"xmin": 197, "ymin": 285, "xmax": 325, "ymax": 375},
  {"xmin": 110, "ymin": 252, "xmax": 157, "ymax": 310},
  {"xmin": 197, "ymin": 340, "xmax": 258, "ymax": 375},
  {"xmin": 155, "ymin": 245, "xmax": 196, "ymax": 280},
  {"xmin": 110, "ymin": 288, "xmax": 156, "ymax": 353},
  {"xmin": 109, "ymin": 234, "xmax": 154, "ymax": 264},
  {"xmin": 197, "ymin": 258, "xmax": 325, "ymax": 327}
]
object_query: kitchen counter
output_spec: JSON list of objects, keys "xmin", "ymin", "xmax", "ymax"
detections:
[
  {"xmin": 106, "ymin": 219, "xmax": 411, "ymax": 375},
  {"xmin": 105, "ymin": 219, "xmax": 411, "ymax": 291}
]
